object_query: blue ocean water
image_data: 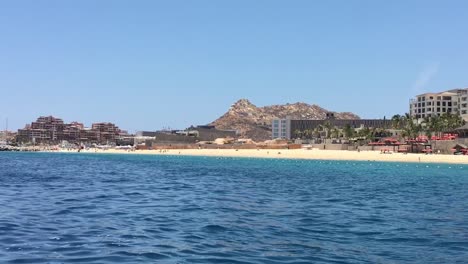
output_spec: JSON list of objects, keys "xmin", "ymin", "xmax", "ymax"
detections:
[{"xmin": 0, "ymin": 152, "xmax": 467, "ymax": 263}]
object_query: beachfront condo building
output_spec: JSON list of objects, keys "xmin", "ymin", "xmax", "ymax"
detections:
[
  {"xmin": 409, "ymin": 88, "xmax": 468, "ymax": 121},
  {"xmin": 17, "ymin": 116, "xmax": 128, "ymax": 144}
]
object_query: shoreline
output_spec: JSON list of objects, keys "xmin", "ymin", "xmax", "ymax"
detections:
[{"xmin": 34, "ymin": 148, "xmax": 468, "ymax": 165}]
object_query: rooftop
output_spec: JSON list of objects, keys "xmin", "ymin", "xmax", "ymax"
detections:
[{"xmin": 415, "ymin": 91, "xmax": 457, "ymax": 97}]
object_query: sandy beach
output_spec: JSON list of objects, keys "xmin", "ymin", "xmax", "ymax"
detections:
[{"xmin": 52, "ymin": 148, "xmax": 468, "ymax": 165}]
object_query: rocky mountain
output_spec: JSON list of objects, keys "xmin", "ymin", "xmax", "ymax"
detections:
[{"xmin": 210, "ymin": 99, "xmax": 360, "ymax": 141}]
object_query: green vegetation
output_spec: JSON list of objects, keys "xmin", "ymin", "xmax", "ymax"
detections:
[
  {"xmin": 292, "ymin": 113, "xmax": 465, "ymax": 141},
  {"xmin": 391, "ymin": 113, "xmax": 465, "ymax": 139}
]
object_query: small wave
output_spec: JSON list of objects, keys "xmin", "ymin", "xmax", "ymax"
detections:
[
  {"xmin": 7, "ymin": 257, "xmax": 47, "ymax": 263},
  {"xmin": 181, "ymin": 206, "xmax": 204, "ymax": 212},
  {"xmin": 202, "ymin": 224, "xmax": 228, "ymax": 233},
  {"xmin": 114, "ymin": 250, "xmax": 169, "ymax": 259},
  {"xmin": 186, "ymin": 257, "xmax": 254, "ymax": 264}
]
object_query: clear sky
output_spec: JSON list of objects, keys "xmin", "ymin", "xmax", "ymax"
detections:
[{"xmin": 1, "ymin": 0, "xmax": 468, "ymax": 132}]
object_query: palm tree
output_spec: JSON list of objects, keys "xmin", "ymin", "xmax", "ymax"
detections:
[
  {"xmin": 323, "ymin": 121, "xmax": 332, "ymax": 139},
  {"xmin": 312, "ymin": 127, "xmax": 320, "ymax": 139},
  {"xmin": 423, "ymin": 113, "xmax": 461, "ymax": 137},
  {"xmin": 426, "ymin": 115, "xmax": 441, "ymax": 137},
  {"xmin": 400, "ymin": 113, "xmax": 421, "ymax": 139},
  {"xmin": 358, "ymin": 127, "xmax": 372, "ymax": 140},
  {"xmin": 424, "ymin": 127, "xmax": 432, "ymax": 138},
  {"xmin": 343, "ymin": 124, "xmax": 354, "ymax": 139},
  {"xmin": 414, "ymin": 123, "xmax": 423, "ymax": 138},
  {"xmin": 391, "ymin": 114, "xmax": 402, "ymax": 129},
  {"xmin": 331, "ymin": 127, "xmax": 340, "ymax": 139},
  {"xmin": 293, "ymin": 129, "xmax": 303, "ymax": 139},
  {"xmin": 318, "ymin": 124, "xmax": 325, "ymax": 137},
  {"xmin": 445, "ymin": 113, "xmax": 465, "ymax": 131}
]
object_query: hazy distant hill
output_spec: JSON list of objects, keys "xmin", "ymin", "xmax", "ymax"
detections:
[{"xmin": 210, "ymin": 99, "xmax": 360, "ymax": 141}]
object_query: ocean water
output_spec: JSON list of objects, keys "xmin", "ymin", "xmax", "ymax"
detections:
[{"xmin": 0, "ymin": 153, "xmax": 467, "ymax": 264}]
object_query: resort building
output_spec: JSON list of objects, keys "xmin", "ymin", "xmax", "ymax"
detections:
[
  {"xmin": 92, "ymin": 122, "xmax": 120, "ymax": 143},
  {"xmin": 272, "ymin": 118, "xmax": 393, "ymax": 140},
  {"xmin": 409, "ymin": 88, "xmax": 468, "ymax": 121},
  {"xmin": 272, "ymin": 119, "xmax": 291, "ymax": 139},
  {"xmin": 17, "ymin": 116, "xmax": 129, "ymax": 144}
]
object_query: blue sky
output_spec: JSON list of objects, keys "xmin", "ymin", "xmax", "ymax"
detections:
[{"xmin": 1, "ymin": 1, "xmax": 468, "ymax": 132}]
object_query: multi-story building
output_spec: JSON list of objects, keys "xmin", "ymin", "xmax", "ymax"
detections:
[
  {"xmin": 272, "ymin": 118, "xmax": 393, "ymax": 140},
  {"xmin": 92, "ymin": 122, "xmax": 120, "ymax": 143},
  {"xmin": 409, "ymin": 88, "xmax": 468, "ymax": 121},
  {"xmin": 453, "ymin": 89, "xmax": 468, "ymax": 118},
  {"xmin": 17, "ymin": 116, "xmax": 128, "ymax": 144},
  {"xmin": 272, "ymin": 119, "xmax": 291, "ymax": 139}
]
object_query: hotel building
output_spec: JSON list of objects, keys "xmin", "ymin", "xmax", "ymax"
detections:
[
  {"xmin": 272, "ymin": 119, "xmax": 291, "ymax": 139},
  {"xmin": 17, "ymin": 116, "xmax": 128, "ymax": 144},
  {"xmin": 409, "ymin": 88, "xmax": 468, "ymax": 121},
  {"xmin": 271, "ymin": 118, "xmax": 392, "ymax": 140}
]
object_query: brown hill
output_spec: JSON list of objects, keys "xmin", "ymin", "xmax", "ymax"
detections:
[{"xmin": 210, "ymin": 99, "xmax": 360, "ymax": 141}]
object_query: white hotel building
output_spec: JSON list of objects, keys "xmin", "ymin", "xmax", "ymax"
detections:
[
  {"xmin": 409, "ymin": 88, "xmax": 468, "ymax": 121},
  {"xmin": 272, "ymin": 119, "xmax": 291, "ymax": 139}
]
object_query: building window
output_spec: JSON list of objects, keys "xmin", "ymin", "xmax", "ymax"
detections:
[{"xmin": 437, "ymin": 102, "xmax": 441, "ymax": 106}]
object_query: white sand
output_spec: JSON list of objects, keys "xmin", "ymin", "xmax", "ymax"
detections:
[{"xmin": 54, "ymin": 148, "xmax": 468, "ymax": 164}]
